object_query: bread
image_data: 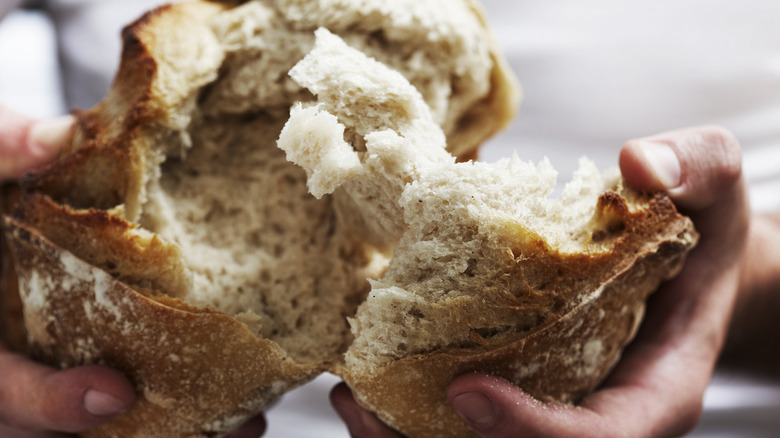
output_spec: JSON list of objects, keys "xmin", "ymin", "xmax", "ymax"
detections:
[
  {"xmin": 0, "ymin": 1, "xmax": 696, "ymax": 437},
  {"xmin": 279, "ymin": 29, "xmax": 696, "ymax": 436}
]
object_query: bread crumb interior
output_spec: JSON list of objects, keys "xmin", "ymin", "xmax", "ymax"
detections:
[
  {"xmin": 124, "ymin": 0, "xmax": 497, "ymax": 366},
  {"xmin": 276, "ymin": 30, "xmax": 626, "ymax": 370}
]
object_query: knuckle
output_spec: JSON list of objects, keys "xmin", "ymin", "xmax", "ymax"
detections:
[{"xmin": 702, "ymin": 125, "xmax": 743, "ymax": 181}]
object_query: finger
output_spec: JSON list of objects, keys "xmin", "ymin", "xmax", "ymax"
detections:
[
  {"xmin": 449, "ymin": 373, "xmax": 616, "ymax": 438},
  {"xmin": 0, "ymin": 348, "xmax": 135, "ymax": 433},
  {"xmin": 0, "ymin": 105, "xmax": 73, "ymax": 180},
  {"xmin": 449, "ymin": 365, "xmax": 705, "ymax": 438},
  {"xmin": 224, "ymin": 414, "xmax": 266, "ymax": 438},
  {"xmin": 619, "ymin": 124, "xmax": 742, "ymax": 211},
  {"xmin": 330, "ymin": 382, "xmax": 404, "ymax": 438},
  {"xmin": 447, "ymin": 301, "xmax": 721, "ymax": 437}
]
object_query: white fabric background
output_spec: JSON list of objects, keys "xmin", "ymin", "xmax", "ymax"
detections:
[{"xmin": 1, "ymin": 1, "xmax": 778, "ymax": 436}]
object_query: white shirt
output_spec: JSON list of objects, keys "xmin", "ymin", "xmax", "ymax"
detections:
[{"xmin": 1, "ymin": 1, "xmax": 778, "ymax": 437}]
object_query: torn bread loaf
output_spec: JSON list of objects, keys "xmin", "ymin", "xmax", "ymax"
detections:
[
  {"xmin": 278, "ymin": 29, "xmax": 697, "ymax": 437},
  {"xmin": 1, "ymin": 2, "xmax": 695, "ymax": 438}
]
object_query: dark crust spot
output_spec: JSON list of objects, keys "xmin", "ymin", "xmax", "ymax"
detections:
[{"xmin": 591, "ymin": 191, "xmax": 629, "ymax": 242}]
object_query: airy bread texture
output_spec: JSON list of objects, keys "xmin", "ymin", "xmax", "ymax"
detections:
[
  {"xmin": 279, "ymin": 30, "xmax": 697, "ymax": 437},
  {"xmin": 0, "ymin": 1, "xmax": 696, "ymax": 437}
]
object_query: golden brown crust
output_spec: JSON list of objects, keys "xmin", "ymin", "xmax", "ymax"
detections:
[
  {"xmin": 23, "ymin": 1, "xmax": 227, "ymax": 216},
  {"xmin": 340, "ymin": 193, "xmax": 697, "ymax": 437},
  {"xmin": 4, "ymin": 215, "xmax": 320, "ymax": 437},
  {"xmin": 13, "ymin": 193, "xmax": 191, "ymax": 299}
]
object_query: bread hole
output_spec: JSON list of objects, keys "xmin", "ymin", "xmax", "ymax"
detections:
[
  {"xmin": 259, "ymin": 269, "xmax": 271, "ymax": 283},
  {"xmin": 245, "ymin": 230, "xmax": 262, "ymax": 246},
  {"xmin": 279, "ymin": 173, "xmax": 299, "ymax": 187},
  {"xmin": 470, "ymin": 325, "xmax": 510, "ymax": 340},
  {"xmin": 367, "ymin": 29, "xmax": 390, "ymax": 50},
  {"xmin": 525, "ymin": 267, "xmax": 560, "ymax": 292},
  {"xmin": 204, "ymin": 200, "xmax": 225, "ymax": 223},
  {"xmin": 196, "ymin": 59, "xmax": 231, "ymax": 106},
  {"xmin": 534, "ymin": 280, "xmax": 551, "ymax": 291},
  {"xmin": 271, "ymin": 222, "xmax": 285, "ymax": 234},
  {"xmin": 469, "ymin": 322, "xmax": 535, "ymax": 342},
  {"xmin": 407, "ymin": 307, "xmax": 424, "ymax": 319},
  {"xmin": 591, "ymin": 230, "xmax": 607, "ymax": 242},
  {"xmin": 608, "ymin": 220, "xmax": 626, "ymax": 234},
  {"xmin": 590, "ymin": 220, "xmax": 626, "ymax": 243},
  {"xmin": 449, "ymin": 73, "xmax": 463, "ymax": 97},
  {"xmin": 464, "ymin": 258, "xmax": 478, "ymax": 277},
  {"xmin": 103, "ymin": 260, "xmax": 118, "ymax": 273}
]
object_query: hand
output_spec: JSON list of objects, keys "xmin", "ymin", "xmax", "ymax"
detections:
[
  {"xmin": 331, "ymin": 125, "xmax": 748, "ymax": 437},
  {"xmin": 0, "ymin": 105, "xmax": 73, "ymax": 181}
]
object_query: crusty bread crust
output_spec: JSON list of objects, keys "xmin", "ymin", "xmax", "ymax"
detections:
[
  {"xmin": 23, "ymin": 1, "xmax": 229, "ymax": 219},
  {"xmin": 4, "ymin": 198, "xmax": 318, "ymax": 437},
  {"xmin": 340, "ymin": 192, "xmax": 696, "ymax": 437}
]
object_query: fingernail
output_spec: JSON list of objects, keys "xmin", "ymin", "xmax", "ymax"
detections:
[
  {"xmin": 451, "ymin": 392, "xmax": 496, "ymax": 427},
  {"xmin": 29, "ymin": 115, "xmax": 74, "ymax": 156},
  {"xmin": 637, "ymin": 141, "xmax": 682, "ymax": 189},
  {"xmin": 84, "ymin": 390, "xmax": 128, "ymax": 417}
]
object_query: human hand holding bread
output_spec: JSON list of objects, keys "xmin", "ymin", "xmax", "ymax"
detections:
[
  {"xmin": 331, "ymin": 125, "xmax": 748, "ymax": 437},
  {"xmin": 1, "ymin": 1, "xmax": 756, "ymax": 437}
]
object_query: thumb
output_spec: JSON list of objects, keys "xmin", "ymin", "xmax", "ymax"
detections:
[
  {"xmin": 619, "ymin": 125, "xmax": 747, "ymax": 253},
  {"xmin": 0, "ymin": 105, "xmax": 73, "ymax": 180},
  {"xmin": 618, "ymin": 124, "xmax": 748, "ymax": 357},
  {"xmin": 448, "ymin": 374, "xmax": 608, "ymax": 438},
  {"xmin": 0, "ymin": 347, "xmax": 135, "ymax": 433},
  {"xmin": 619, "ymin": 124, "xmax": 742, "ymax": 211}
]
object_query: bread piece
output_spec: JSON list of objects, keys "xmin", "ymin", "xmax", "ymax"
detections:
[
  {"xmin": 278, "ymin": 30, "xmax": 697, "ymax": 437},
  {"xmin": 1, "ymin": 0, "xmax": 518, "ymax": 437}
]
